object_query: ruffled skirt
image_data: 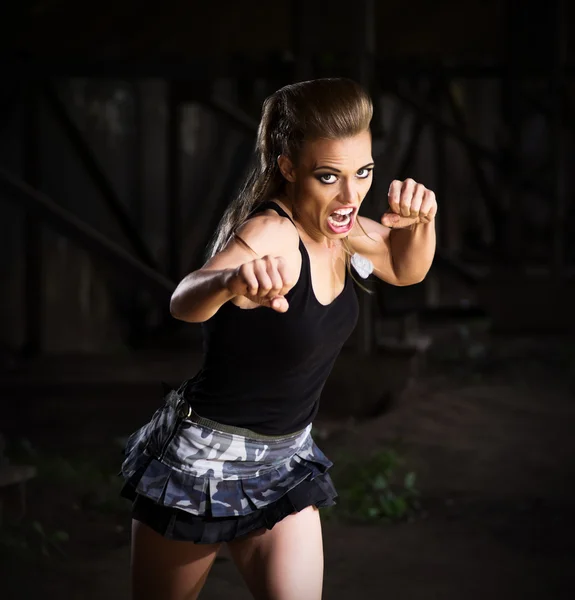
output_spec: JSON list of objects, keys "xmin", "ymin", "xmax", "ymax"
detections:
[{"xmin": 120, "ymin": 386, "xmax": 337, "ymax": 543}]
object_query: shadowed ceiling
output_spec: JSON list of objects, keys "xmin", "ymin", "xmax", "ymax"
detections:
[{"xmin": 3, "ymin": 1, "xmax": 508, "ymax": 61}]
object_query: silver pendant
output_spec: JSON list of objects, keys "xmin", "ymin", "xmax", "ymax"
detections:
[{"xmin": 351, "ymin": 253, "xmax": 374, "ymax": 279}]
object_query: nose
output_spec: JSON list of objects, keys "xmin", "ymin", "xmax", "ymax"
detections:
[{"xmin": 340, "ymin": 179, "xmax": 358, "ymax": 204}]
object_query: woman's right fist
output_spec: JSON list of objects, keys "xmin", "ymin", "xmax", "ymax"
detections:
[{"xmin": 224, "ymin": 256, "xmax": 293, "ymax": 312}]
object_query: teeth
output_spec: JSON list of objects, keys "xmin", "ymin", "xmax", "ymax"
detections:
[
  {"xmin": 328, "ymin": 214, "xmax": 351, "ymax": 227},
  {"xmin": 333, "ymin": 207, "xmax": 354, "ymax": 215}
]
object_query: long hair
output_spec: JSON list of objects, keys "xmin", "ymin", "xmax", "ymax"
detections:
[{"xmin": 207, "ymin": 78, "xmax": 373, "ymax": 258}]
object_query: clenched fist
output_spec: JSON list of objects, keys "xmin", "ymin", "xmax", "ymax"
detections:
[
  {"xmin": 381, "ymin": 178, "xmax": 438, "ymax": 229},
  {"xmin": 224, "ymin": 255, "xmax": 293, "ymax": 312}
]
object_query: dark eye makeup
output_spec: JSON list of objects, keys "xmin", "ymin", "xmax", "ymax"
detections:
[{"xmin": 315, "ymin": 167, "xmax": 374, "ymax": 185}]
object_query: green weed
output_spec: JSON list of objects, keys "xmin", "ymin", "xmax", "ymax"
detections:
[
  {"xmin": 0, "ymin": 519, "xmax": 69, "ymax": 561},
  {"xmin": 325, "ymin": 447, "xmax": 421, "ymax": 523}
]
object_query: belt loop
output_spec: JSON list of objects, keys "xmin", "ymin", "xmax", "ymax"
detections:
[
  {"xmin": 174, "ymin": 380, "xmax": 192, "ymax": 418},
  {"xmin": 176, "ymin": 397, "xmax": 191, "ymax": 419}
]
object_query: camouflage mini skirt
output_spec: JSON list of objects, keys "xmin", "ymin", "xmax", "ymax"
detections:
[{"xmin": 120, "ymin": 384, "xmax": 337, "ymax": 543}]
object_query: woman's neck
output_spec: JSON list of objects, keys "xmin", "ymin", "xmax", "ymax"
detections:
[{"xmin": 275, "ymin": 195, "xmax": 337, "ymax": 249}]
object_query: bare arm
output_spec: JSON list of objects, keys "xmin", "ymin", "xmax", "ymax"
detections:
[
  {"xmin": 387, "ymin": 221, "xmax": 436, "ymax": 284},
  {"xmin": 350, "ymin": 217, "xmax": 435, "ymax": 285},
  {"xmin": 349, "ymin": 179, "xmax": 437, "ymax": 286},
  {"xmin": 169, "ymin": 269, "xmax": 236, "ymax": 323},
  {"xmin": 170, "ymin": 215, "xmax": 300, "ymax": 323}
]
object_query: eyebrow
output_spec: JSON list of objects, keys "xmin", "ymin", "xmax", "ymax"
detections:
[{"xmin": 312, "ymin": 162, "xmax": 375, "ymax": 173}]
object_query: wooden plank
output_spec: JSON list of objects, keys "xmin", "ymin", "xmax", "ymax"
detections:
[{"xmin": 0, "ymin": 168, "xmax": 176, "ymax": 300}]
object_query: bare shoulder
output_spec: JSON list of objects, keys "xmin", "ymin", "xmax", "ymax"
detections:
[
  {"xmin": 235, "ymin": 210, "xmax": 299, "ymax": 257},
  {"xmin": 203, "ymin": 209, "xmax": 299, "ymax": 271}
]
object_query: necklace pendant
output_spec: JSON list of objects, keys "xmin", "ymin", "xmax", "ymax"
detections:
[{"xmin": 351, "ymin": 253, "xmax": 374, "ymax": 279}]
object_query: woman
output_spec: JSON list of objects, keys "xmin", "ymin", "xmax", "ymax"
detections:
[{"xmin": 121, "ymin": 77, "xmax": 437, "ymax": 600}]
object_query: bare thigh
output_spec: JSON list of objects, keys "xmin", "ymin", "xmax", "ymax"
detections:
[
  {"xmin": 131, "ymin": 519, "xmax": 220, "ymax": 600},
  {"xmin": 227, "ymin": 506, "xmax": 324, "ymax": 600}
]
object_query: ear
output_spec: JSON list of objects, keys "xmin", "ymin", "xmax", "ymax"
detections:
[{"xmin": 277, "ymin": 154, "xmax": 296, "ymax": 183}]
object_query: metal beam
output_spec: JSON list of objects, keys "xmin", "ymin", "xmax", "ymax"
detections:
[
  {"xmin": 4, "ymin": 57, "xmax": 575, "ymax": 80},
  {"xmin": 550, "ymin": 0, "xmax": 567, "ymax": 275},
  {"xmin": 199, "ymin": 96, "xmax": 258, "ymax": 135},
  {"xmin": 166, "ymin": 82, "xmax": 181, "ymax": 280},
  {"xmin": 441, "ymin": 80, "xmax": 504, "ymax": 244},
  {"xmin": 127, "ymin": 79, "xmax": 147, "ymax": 345},
  {"xmin": 432, "ymin": 90, "xmax": 452, "ymax": 254},
  {"xmin": 393, "ymin": 87, "xmax": 502, "ymax": 166},
  {"xmin": 198, "ymin": 138, "xmax": 256, "ymax": 270},
  {"xmin": 353, "ymin": 0, "xmax": 376, "ymax": 357},
  {"xmin": 182, "ymin": 136, "xmax": 247, "ymax": 272},
  {"xmin": 0, "ymin": 168, "xmax": 176, "ymax": 300},
  {"xmin": 397, "ymin": 80, "xmax": 442, "ymax": 181},
  {"xmin": 22, "ymin": 83, "xmax": 42, "ymax": 357},
  {"xmin": 501, "ymin": 0, "xmax": 567, "ymax": 267},
  {"xmin": 42, "ymin": 82, "xmax": 159, "ymax": 270},
  {"xmin": 292, "ymin": 0, "xmax": 314, "ymax": 81},
  {"xmin": 396, "ymin": 83, "xmax": 549, "ymax": 201}
]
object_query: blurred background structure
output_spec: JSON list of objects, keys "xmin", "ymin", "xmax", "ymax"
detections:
[
  {"xmin": 1, "ymin": 0, "xmax": 574, "ymax": 362},
  {"xmin": 1, "ymin": 1, "xmax": 575, "ymax": 599}
]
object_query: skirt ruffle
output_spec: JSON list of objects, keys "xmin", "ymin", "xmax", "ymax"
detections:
[{"xmin": 123, "ymin": 471, "xmax": 337, "ymax": 544}]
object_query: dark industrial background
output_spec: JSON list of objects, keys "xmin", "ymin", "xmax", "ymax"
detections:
[{"xmin": 1, "ymin": 1, "xmax": 575, "ymax": 598}]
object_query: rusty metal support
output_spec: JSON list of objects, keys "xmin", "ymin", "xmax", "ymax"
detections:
[{"xmin": 42, "ymin": 82, "xmax": 159, "ymax": 270}]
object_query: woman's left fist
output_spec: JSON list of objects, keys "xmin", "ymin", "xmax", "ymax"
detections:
[{"xmin": 381, "ymin": 178, "xmax": 437, "ymax": 229}]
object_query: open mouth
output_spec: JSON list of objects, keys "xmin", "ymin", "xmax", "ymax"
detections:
[{"xmin": 327, "ymin": 207, "xmax": 356, "ymax": 234}]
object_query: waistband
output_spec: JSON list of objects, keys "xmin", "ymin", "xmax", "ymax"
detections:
[{"xmin": 164, "ymin": 386, "xmax": 308, "ymax": 442}]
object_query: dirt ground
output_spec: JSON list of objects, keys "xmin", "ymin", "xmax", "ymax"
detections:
[{"xmin": 1, "ymin": 333, "xmax": 575, "ymax": 599}]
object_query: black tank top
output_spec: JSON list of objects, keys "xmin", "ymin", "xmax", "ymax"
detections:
[{"xmin": 185, "ymin": 202, "xmax": 359, "ymax": 435}]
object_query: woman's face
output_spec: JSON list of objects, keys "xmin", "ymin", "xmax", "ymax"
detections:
[{"xmin": 280, "ymin": 130, "xmax": 374, "ymax": 240}]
